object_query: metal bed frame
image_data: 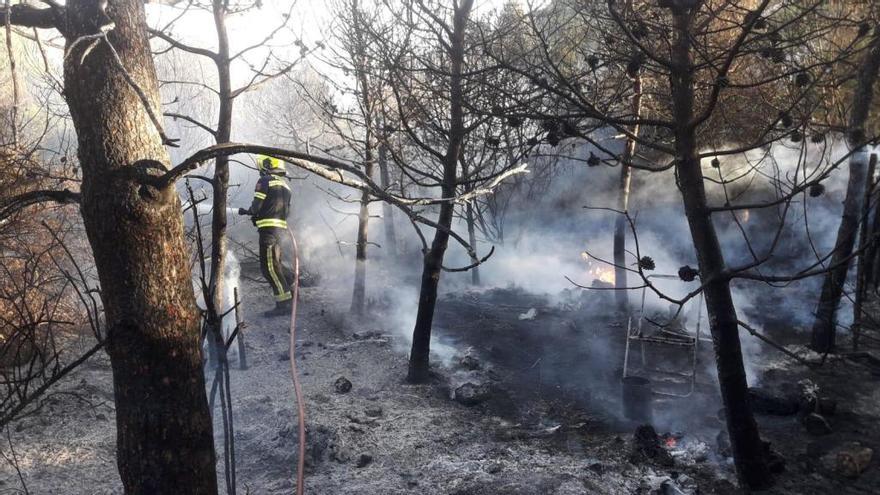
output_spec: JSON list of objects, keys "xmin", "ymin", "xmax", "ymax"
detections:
[{"xmin": 623, "ymin": 274, "xmax": 710, "ymax": 398}]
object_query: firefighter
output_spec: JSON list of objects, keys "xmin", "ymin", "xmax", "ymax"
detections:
[{"xmin": 238, "ymin": 155, "xmax": 293, "ymax": 317}]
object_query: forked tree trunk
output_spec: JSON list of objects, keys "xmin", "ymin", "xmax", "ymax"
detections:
[
  {"xmin": 407, "ymin": 0, "xmax": 474, "ymax": 383},
  {"xmin": 669, "ymin": 11, "xmax": 771, "ymax": 489},
  {"xmin": 811, "ymin": 32, "xmax": 880, "ymax": 353},
  {"xmin": 613, "ymin": 75, "xmax": 642, "ymax": 310},
  {"xmin": 63, "ymin": 1, "xmax": 217, "ymax": 493}
]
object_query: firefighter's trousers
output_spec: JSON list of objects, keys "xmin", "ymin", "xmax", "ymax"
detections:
[{"xmin": 258, "ymin": 227, "xmax": 292, "ymax": 303}]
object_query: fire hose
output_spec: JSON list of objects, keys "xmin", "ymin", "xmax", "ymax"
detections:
[{"xmin": 285, "ymin": 227, "xmax": 306, "ymax": 495}]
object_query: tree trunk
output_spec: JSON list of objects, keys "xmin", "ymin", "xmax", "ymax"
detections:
[
  {"xmin": 206, "ymin": 3, "xmax": 237, "ymax": 493},
  {"xmin": 407, "ymin": 0, "xmax": 474, "ymax": 383},
  {"xmin": 351, "ymin": 148, "xmax": 373, "ymax": 314},
  {"xmin": 466, "ymin": 201, "xmax": 481, "ymax": 285},
  {"xmin": 207, "ymin": 0, "xmax": 233, "ymax": 369},
  {"xmin": 613, "ymin": 75, "xmax": 642, "ymax": 311},
  {"xmin": 853, "ymin": 154, "xmax": 877, "ymax": 350},
  {"xmin": 407, "ymin": 199, "xmax": 454, "ymax": 383},
  {"xmin": 868, "ymin": 188, "xmax": 880, "ymax": 288},
  {"xmin": 350, "ymin": 10, "xmax": 374, "ymax": 314},
  {"xmin": 811, "ymin": 32, "xmax": 880, "ymax": 353},
  {"xmin": 669, "ymin": 11, "xmax": 771, "ymax": 489},
  {"xmin": 63, "ymin": 1, "xmax": 217, "ymax": 493},
  {"xmin": 378, "ymin": 140, "xmax": 398, "ymax": 257}
]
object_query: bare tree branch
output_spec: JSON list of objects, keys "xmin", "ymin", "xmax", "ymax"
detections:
[{"xmin": 0, "ymin": 189, "xmax": 80, "ymax": 223}]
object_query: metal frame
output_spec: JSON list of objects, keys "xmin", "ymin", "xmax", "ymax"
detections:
[{"xmin": 623, "ymin": 274, "xmax": 708, "ymax": 398}]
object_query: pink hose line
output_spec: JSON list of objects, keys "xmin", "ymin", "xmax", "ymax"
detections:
[{"xmin": 285, "ymin": 227, "xmax": 306, "ymax": 495}]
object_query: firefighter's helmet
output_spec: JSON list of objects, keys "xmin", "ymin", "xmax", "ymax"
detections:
[{"xmin": 257, "ymin": 155, "xmax": 284, "ymax": 173}]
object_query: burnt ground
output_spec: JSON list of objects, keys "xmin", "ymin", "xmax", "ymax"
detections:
[
  {"xmin": 1, "ymin": 264, "xmax": 879, "ymax": 494},
  {"xmin": 431, "ymin": 285, "xmax": 880, "ymax": 495}
]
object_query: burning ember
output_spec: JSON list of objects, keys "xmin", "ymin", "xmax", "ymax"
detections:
[
  {"xmin": 581, "ymin": 253, "xmax": 615, "ymax": 284},
  {"xmin": 660, "ymin": 432, "xmax": 684, "ymax": 450}
]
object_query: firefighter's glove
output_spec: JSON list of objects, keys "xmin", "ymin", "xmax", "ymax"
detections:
[{"xmin": 237, "ymin": 207, "xmax": 250, "ymax": 216}]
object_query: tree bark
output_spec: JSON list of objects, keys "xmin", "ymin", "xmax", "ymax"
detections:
[
  {"xmin": 811, "ymin": 32, "xmax": 880, "ymax": 353},
  {"xmin": 63, "ymin": 1, "xmax": 217, "ymax": 493},
  {"xmin": 378, "ymin": 139, "xmax": 398, "ymax": 257},
  {"xmin": 669, "ymin": 11, "xmax": 771, "ymax": 489},
  {"xmin": 206, "ymin": 3, "xmax": 237, "ymax": 492},
  {"xmin": 407, "ymin": 0, "xmax": 474, "ymax": 383},
  {"xmin": 613, "ymin": 75, "xmax": 641, "ymax": 310},
  {"xmin": 868, "ymin": 187, "xmax": 880, "ymax": 287},
  {"xmin": 853, "ymin": 154, "xmax": 877, "ymax": 350},
  {"xmin": 4, "ymin": 0, "xmax": 20, "ymax": 145},
  {"xmin": 207, "ymin": 0, "xmax": 232, "ymax": 368},
  {"xmin": 351, "ymin": 144, "xmax": 373, "ymax": 314},
  {"xmin": 466, "ymin": 201, "xmax": 481, "ymax": 285},
  {"xmin": 347, "ymin": 0, "xmax": 377, "ymax": 315},
  {"xmin": 350, "ymin": 1, "xmax": 374, "ymax": 315}
]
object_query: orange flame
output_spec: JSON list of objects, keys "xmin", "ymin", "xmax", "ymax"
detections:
[
  {"xmin": 581, "ymin": 253, "xmax": 615, "ymax": 284},
  {"xmin": 590, "ymin": 266, "xmax": 615, "ymax": 284}
]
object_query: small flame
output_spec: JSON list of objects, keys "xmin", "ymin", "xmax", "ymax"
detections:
[
  {"xmin": 665, "ymin": 437, "xmax": 677, "ymax": 448},
  {"xmin": 581, "ymin": 252, "xmax": 616, "ymax": 284},
  {"xmin": 591, "ymin": 266, "xmax": 615, "ymax": 284}
]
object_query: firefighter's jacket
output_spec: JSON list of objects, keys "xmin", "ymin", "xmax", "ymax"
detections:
[{"xmin": 247, "ymin": 172, "xmax": 291, "ymax": 229}]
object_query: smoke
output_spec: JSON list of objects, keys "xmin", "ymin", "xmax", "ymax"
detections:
[
  {"xmin": 214, "ymin": 134, "xmax": 868, "ymax": 393},
  {"xmin": 379, "ymin": 136, "xmax": 873, "ymax": 424},
  {"xmin": 222, "ymin": 250, "xmax": 242, "ymax": 361},
  {"xmin": 436, "ymin": 137, "xmax": 865, "ymax": 327},
  {"xmin": 195, "ymin": 74, "xmax": 873, "ymax": 424},
  {"xmin": 190, "ymin": 234, "xmax": 243, "ymax": 361},
  {"xmin": 382, "ymin": 284, "xmax": 461, "ymax": 368}
]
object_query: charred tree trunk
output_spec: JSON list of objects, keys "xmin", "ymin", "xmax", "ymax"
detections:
[
  {"xmin": 378, "ymin": 139, "xmax": 398, "ymax": 257},
  {"xmin": 868, "ymin": 190, "xmax": 880, "ymax": 288},
  {"xmin": 206, "ymin": 3, "xmax": 238, "ymax": 493},
  {"xmin": 669, "ymin": 11, "xmax": 771, "ymax": 489},
  {"xmin": 207, "ymin": 0, "xmax": 233, "ymax": 368},
  {"xmin": 613, "ymin": 75, "xmax": 642, "ymax": 310},
  {"xmin": 407, "ymin": 0, "xmax": 474, "ymax": 383},
  {"xmin": 466, "ymin": 201, "xmax": 481, "ymax": 285},
  {"xmin": 351, "ymin": 143, "xmax": 373, "ymax": 314},
  {"xmin": 408, "ymin": 199, "xmax": 455, "ymax": 383},
  {"xmin": 63, "ymin": 1, "xmax": 217, "ymax": 493},
  {"xmin": 853, "ymin": 154, "xmax": 877, "ymax": 350},
  {"xmin": 350, "ymin": 3, "xmax": 374, "ymax": 315},
  {"xmin": 811, "ymin": 32, "xmax": 880, "ymax": 353}
]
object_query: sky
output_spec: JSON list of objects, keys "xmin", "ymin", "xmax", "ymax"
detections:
[
  {"xmin": 145, "ymin": 0, "xmax": 530, "ymax": 123},
  {"xmin": 147, "ymin": 0, "xmax": 525, "ymax": 52}
]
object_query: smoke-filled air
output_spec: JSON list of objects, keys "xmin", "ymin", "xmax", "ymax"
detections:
[{"xmin": 2, "ymin": 1, "xmax": 880, "ymax": 494}]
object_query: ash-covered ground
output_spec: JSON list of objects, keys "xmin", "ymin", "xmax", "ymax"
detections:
[{"xmin": 2, "ymin": 258, "xmax": 879, "ymax": 494}]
